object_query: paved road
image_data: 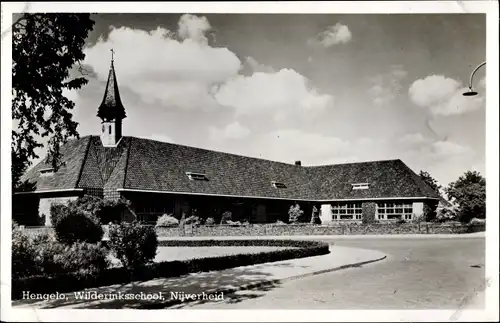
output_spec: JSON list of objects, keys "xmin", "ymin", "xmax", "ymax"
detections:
[{"xmin": 174, "ymin": 236, "xmax": 485, "ymax": 310}]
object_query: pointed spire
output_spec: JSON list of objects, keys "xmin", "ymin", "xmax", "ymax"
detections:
[{"xmin": 97, "ymin": 49, "xmax": 126, "ymax": 121}]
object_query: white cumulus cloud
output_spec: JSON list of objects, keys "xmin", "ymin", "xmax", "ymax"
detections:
[
  {"xmin": 368, "ymin": 65, "xmax": 407, "ymax": 107},
  {"xmin": 309, "ymin": 23, "xmax": 352, "ymax": 48},
  {"xmin": 215, "ymin": 69, "xmax": 333, "ymax": 119},
  {"xmin": 209, "ymin": 121, "xmax": 251, "ymax": 140},
  {"xmin": 409, "ymin": 75, "xmax": 484, "ymax": 116}
]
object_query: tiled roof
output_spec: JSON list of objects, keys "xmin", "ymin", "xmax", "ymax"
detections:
[{"xmin": 21, "ymin": 135, "xmax": 441, "ymax": 201}]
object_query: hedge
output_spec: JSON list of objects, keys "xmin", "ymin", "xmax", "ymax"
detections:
[{"xmin": 11, "ymin": 239, "xmax": 329, "ymax": 299}]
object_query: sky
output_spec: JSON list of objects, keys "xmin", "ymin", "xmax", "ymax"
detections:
[{"xmin": 38, "ymin": 13, "xmax": 487, "ymax": 187}]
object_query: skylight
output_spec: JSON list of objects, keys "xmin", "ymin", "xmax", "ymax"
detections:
[
  {"xmin": 351, "ymin": 183, "xmax": 370, "ymax": 190},
  {"xmin": 186, "ymin": 172, "xmax": 208, "ymax": 181},
  {"xmin": 39, "ymin": 167, "xmax": 55, "ymax": 177},
  {"xmin": 272, "ymin": 181, "xmax": 287, "ymax": 189}
]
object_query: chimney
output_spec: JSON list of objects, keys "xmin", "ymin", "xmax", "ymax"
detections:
[{"xmin": 295, "ymin": 160, "xmax": 302, "ymax": 166}]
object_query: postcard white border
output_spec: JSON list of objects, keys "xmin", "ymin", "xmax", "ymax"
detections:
[{"xmin": 1, "ymin": 1, "xmax": 498, "ymax": 322}]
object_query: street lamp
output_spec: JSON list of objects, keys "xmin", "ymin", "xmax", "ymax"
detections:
[{"xmin": 463, "ymin": 61, "xmax": 486, "ymax": 97}]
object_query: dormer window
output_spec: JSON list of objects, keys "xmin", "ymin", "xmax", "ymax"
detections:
[
  {"xmin": 186, "ymin": 172, "xmax": 207, "ymax": 181},
  {"xmin": 352, "ymin": 183, "xmax": 370, "ymax": 190},
  {"xmin": 272, "ymin": 181, "xmax": 287, "ymax": 189},
  {"xmin": 39, "ymin": 167, "xmax": 55, "ymax": 177}
]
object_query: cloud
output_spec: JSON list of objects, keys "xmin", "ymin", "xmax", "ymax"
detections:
[
  {"xmin": 215, "ymin": 68, "xmax": 333, "ymax": 119},
  {"xmin": 430, "ymin": 140, "xmax": 473, "ymax": 157},
  {"xmin": 84, "ymin": 17, "xmax": 241, "ymax": 111},
  {"xmin": 148, "ymin": 133, "xmax": 176, "ymax": 143},
  {"xmin": 409, "ymin": 75, "xmax": 485, "ymax": 116},
  {"xmin": 83, "ymin": 14, "xmax": 330, "ymax": 121},
  {"xmin": 308, "ymin": 23, "xmax": 352, "ymax": 48},
  {"xmin": 368, "ymin": 65, "xmax": 407, "ymax": 107},
  {"xmin": 209, "ymin": 121, "xmax": 251, "ymax": 140},
  {"xmin": 244, "ymin": 56, "xmax": 275, "ymax": 73},
  {"xmin": 177, "ymin": 14, "xmax": 211, "ymax": 44},
  {"xmin": 399, "ymin": 133, "xmax": 429, "ymax": 145}
]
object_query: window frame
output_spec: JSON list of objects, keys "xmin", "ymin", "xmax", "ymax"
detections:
[
  {"xmin": 351, "ymin": 183, "xmax": 370, "ymax": 190},
  {"xmin": 331, "ymin": 202, "xmax": 363, "ymax": 220},
  {"xmin": 376, "ymin": 201, "xmax": 413, "ymax": 220},
  {"xmin": 271, "ymin": 181, "xmax": 287, "ymax": 189},
  {"xmin": 186, "ymin": 172, "xmax": 208, "ymax": 181}
]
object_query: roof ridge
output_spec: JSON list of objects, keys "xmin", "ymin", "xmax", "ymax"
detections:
[
  {"xmin": 75, "ymin": 136, "xmax": 93, "ymax": 188},
  {"xmin": 126, "ymin": 136, "xmax": 400, "ymax": 169},
  {"xmin": 306, "ymin": 158, "xmax": 402, "ymax": 168},
  {"xmin": 127, "ymin": 136, "xmax": 301, "ymax": 168},
  {"xmin": 123, "ymin": 136, "xmax": 132, "ymax": 189}
]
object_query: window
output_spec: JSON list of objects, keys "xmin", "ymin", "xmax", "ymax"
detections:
[
  {"xmin": 108, "ymin": 125, "xmax": 112, "ymax": 134},
  {"xmin": 39, "ymin": 167, "xmax": 54, "ymax": 177},
  {"xmin": 272, "ymin": 181, "xmax": 287, "ymax": 189},
  {"xmin": 377, "ymin": 202, "xmax": 413, "ymax": 220},
  {"xmin": 102, "ymin": 125, "xmax": 105, "ymax": 133},
  {"xmin": 352, "ymin": 183, "xmax": 370, "ymax": 190},
  {"xmin": 331, "ymin": 202, "xmax": 362, "ymax": 220},
  {"xmin": 186, "ymin": 172, "xmax": 207, "ymax": 181}
]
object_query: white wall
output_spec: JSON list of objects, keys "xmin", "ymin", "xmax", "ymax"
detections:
[
  {"xmin": 413, "ymin": 202, "xmax": 424, "ymax": 221},
  {"xmin": 320, "ymin": 204, "xmax": 332, "ymax": 224}
]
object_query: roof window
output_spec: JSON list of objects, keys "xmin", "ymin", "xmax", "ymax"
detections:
[
  {"xmin": 186, "ymin": 172, "xmax": 208, "ymax": 181},
  {"xmin": 272, "ymin": 181, "xmax": 287, "ymax": 189},
  {"xmin": 351, "ymin": 183, "xmax": 370, "ymax": 190}
]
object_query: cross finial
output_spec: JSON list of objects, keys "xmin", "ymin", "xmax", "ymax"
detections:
[{"xmin": 110, "ymin": 48, "xmax": 115, "ymax": 63}]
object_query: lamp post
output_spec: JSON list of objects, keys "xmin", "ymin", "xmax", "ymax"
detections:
[{"xmin": 463, "ymin": 61, "xmax": 486, "ymax": 97}]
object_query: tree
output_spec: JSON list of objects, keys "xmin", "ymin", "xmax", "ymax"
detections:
[
  {"xmin": 310, "ymin": 205, "xmax": 321, "ymax": 225},
  {"xmin": 11, "ymin": 13, "xmax": 95, "ymax": 189},
  {"xmin": 288, "ymin": 204, "xmax": 304, "ymax": 224},
  {"xmin": 445, "ymin": 171, "xmax": 486, "ymax": 223},
  {"xmin": 419, "ymin": 170, "xmax": 442, "ymax": 194}
]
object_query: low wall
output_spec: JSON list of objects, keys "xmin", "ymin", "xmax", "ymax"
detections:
[
  {"xmin": 21, "ymin": 223, "xmax": 485, "ymax": 238},
  {"xmin": 155, "ymin": 223, "xmax": 485, "ymax": 237}
]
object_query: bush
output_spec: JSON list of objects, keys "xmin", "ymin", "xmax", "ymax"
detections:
[
  {"xmin": 226, "ymin": 220, "xmax": 241, "ymax": 226},
  {"xmin": 12, "ymin": 222, "xmax": 109, "ymax": 279},
  {"xmin": 396, "ymin": 219, "xmax": 406, "ymax": 224},
  {"xmin": 310, "ymin": 205, "xmax": 321, "ymax": 225},
  {"xmin": 56, "ymin": 242, "xmax": 109, "ymax": 277},
  {"xmin": 184, "ymin": 215, "xmax": 202, "ymax": 226},
  {"xmin": 205, "ymin": 217, "xmax": 215, "ymax": 225},
  {"xmin": 469, "ymin": 218, "xmax": 486, "ymax": 225},
  {"xmin": 155, "ymin": 214, "xmax": 179, "ymax": 227},
  {"xmin": 69, "ymin": 195, "xmax": 131, "ymax": 224},
  {"xmin": 12, "ymin": 239, "xmax": 329, "ymax": 299},
  {"xmin": 12, "ymin": 222, "xmax": 41, "ymax": 278},
  {"xmin": 53, "ymin": 206, "xmax": 103, "ymax": 245},
  {"xmin": 288, "ymin": 204, "xmax": 304, "ymax": 224},
  {"xmin": 107, "ymin": 221, "xmax": 158, "ymax": 270},
  {"xmin": 50, "ymin": 203, "xmax": 69, "ymax": 227},
  {"xmin": 220, "ymin": 211, "xmax": 232, "ymax": 224},
  {"xmin": 275, "ymin": 220, "xmax": 287, "ymax": 225},
  {"xmin": 436, "ymin": 204, "xmax": 458, "ymax": 222}
]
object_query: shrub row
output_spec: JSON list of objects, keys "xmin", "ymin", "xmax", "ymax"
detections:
[
  {"xmin": 153, "ymin": 222, "xmax": 486, "ymax": 237},
  {"xmin": 12, "ymin": 239, "xmax": 329, "ymax": 299}
]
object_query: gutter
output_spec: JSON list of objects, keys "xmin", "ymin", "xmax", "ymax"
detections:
[
  {"xmin": 116, "ymin": 188, "xmax": 440, "ymax": 203},
  {"xmin": 14, "ymin": 188, "xmax": 85, "ymax": 195}
]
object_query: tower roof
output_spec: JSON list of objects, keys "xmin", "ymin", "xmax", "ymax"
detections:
[{"xmin": 97, "ymin": 57, "xmax": 126, "ymax": 121}]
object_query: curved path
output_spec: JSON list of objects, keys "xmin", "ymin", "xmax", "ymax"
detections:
[{"xmin": 179, "ymin": 235, "xmax": 485, "ymax": 310}]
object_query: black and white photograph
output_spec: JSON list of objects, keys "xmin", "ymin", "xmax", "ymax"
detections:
[{"xmin": 1, "ymin": 2, "xmax": 498, "ymax": 322}]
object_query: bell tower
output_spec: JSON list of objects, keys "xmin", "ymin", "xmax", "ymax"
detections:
[{"xmin": 97, "ymin": 49, "xmax": 126, "ymax": 147}]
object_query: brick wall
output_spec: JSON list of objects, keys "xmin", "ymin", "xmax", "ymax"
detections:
[
  {"xmin": 362, "ymin": 202, "xmax": 377, "ymax": 224},
  {"xmin": 22, "ymin": 222, "xmax": 485, "ymax": 237}
]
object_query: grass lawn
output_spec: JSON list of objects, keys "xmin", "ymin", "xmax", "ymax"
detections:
[{"xmin": 107, "ymin": 246, "xmax": 293, "ymax": 267}]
